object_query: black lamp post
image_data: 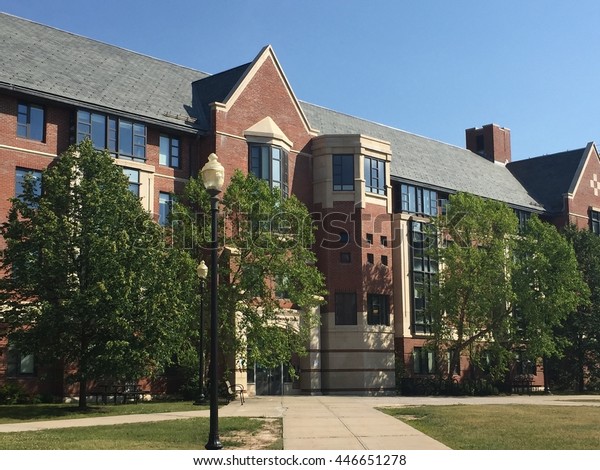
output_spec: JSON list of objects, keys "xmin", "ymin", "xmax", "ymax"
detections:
[
  {"xmin": 194, "ymin": 260, "xmax": 208, "ymax": 405},
  {"xmin": 201, "ymin": 153, "xmax": 224, "ymax": 450}
]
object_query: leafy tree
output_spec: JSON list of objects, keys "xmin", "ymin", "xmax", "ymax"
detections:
[
  {"xmin": 557, "ymin": 226, "xmax": 600, "ymax": 391},
  {"xmin": 0, "ymin": 141, "xmax": 197, "ymax": 407},
  {"xmin": 512, "ymin": 217, "xmax": 588, "ymax": 378},
  {"xmin": 427, "ymin": 192, "xmax": 518, "ymax": 384},
  {"xmin": 173, "ymin": 170, "xmax": 325, "ymax": 376},
  {"xmin": 427, "ymin": 193, "xmax": 586, "ymax": 390}
]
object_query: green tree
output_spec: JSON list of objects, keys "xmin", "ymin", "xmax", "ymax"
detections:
[
  {"xmin": 0, "ymin": 141, "xmax": 197, "ymax": 408},
  {"xmin": 558, "ymin": 225, "xmax": 600, "ymax": 391},
  {"xmin": 427, "ymin": 192, "xmax": 518, "ymax": 385},
  {"xmin": 427, "ymin": 193, "xmax": 586, "ymax": 391},
  {"xmin": 173, "ymin": 170, "xmax": 325, "ymax": 376},
  {"xmin": 512, "ymin": 217, "xmax": 588, "ymax": 379}
]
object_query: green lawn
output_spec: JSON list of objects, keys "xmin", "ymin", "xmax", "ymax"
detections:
[
  {"xmin": 0, "ymin": 401, "xmax": 206, "ymax": 424},
  {"xmin": 381, "ymin": 404, "xmax": 600, "ymax": 450},
  {"xmin": 0, "ymin": 417, "xmax": 282, "ymax": 450}
]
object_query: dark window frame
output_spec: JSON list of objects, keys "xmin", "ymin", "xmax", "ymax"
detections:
[
  {"xmin": 17, "ymin": 102, "xmax": 45, "ymax": 141},
  {"xmin": 15, "ymin": 168, "xmax": 43, "ymax": 201},
  {"xmin": 335, "ymin": 292, "xmax": 357, "ymax": 325},
  {"xmin": 364, "ymin": 156, "xmax": 386, "ymax": 195},
  {"xmin": 77, "ymin": 110, "xmax": 147, "ymax": 162},
  {"xmin": 7, "ymin": 346, "xmax": 35, "ymax": 377},
  {"xmin": 410, "ymin": 221, "xmax": 437, "ymax": 334},
  {"xmin": 333, "ymin": 154, "xmax": 354, "ymax": 191},
  {"xmin": 123, "ymin": 168, "xmax": 140, "ymax": 198},
  {"xmin": 398, "ymin": 183, "xmax": 438, "ymax": 216},
  {"xmin": 367, "ymin": 293, "xmax": 390, "ymax": 326},
  {"xmin": 591, "ymin": 209, "xmax": 600, "ymax": 235},
  {"xmin": 158, "ymin": 192, "xmax": 173, "ymax": 226},
  {"xmin": 413, "ymin": 347, "xmax": 435, "ymax": 374},
  {"xmin": 248, "ymin": 143, "xmax": 289, "ymax": 197},
  {"xmin": 159, "ymin": 134, "xmax": 181, "ymax": 168}
]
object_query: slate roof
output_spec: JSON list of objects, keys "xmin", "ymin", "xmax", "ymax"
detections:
[
  {"xmin": 191, "ymin": 63, "xmax": 252, "ymax": 130},
  {"xmin": 0, "ymin": 13, "xmax": 209, "ymax": 131},
  {"xmin": 301, "ymin": 102, "xmax": 544, "ymax": 211},
  {"xmin": 507, "ymin": 149, "xmax": 586, "ymax": 214},
  {"xmin": 0, "ymin": 13, "xmax": 568, "ymax": 213}
]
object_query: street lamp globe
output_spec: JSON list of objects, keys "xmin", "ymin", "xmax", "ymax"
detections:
[
  {"xmin": 201, "ymin": 153, "xmax": 225, "ymax": 192},
  {"xmin": 197, "ymin": 260, "xmax": 208, "ymax": 280}
]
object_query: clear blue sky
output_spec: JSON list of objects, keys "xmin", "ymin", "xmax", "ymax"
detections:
[{"xmin": 2, "ymin": 0, "xmax": 599, "ymax": 161}]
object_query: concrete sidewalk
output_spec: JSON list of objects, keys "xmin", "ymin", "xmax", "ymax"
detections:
[{"xmin": 1, "ymin": 394, "xmax": 598, "ymax": 449}]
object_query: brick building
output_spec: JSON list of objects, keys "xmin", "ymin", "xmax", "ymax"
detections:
[{"xmin": 1, "ymin": 13, "xmax": 599, "ymax": 398}]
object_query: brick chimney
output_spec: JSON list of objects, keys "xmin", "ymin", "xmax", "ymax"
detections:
[{"xmin": 465, "ymin": 124, "xmax": 511, "ymax": 164}]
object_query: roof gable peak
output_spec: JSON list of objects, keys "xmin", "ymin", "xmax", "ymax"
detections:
[{"xmin": 213, "ymin": 45, "xmax": 317, "ymax": 134}]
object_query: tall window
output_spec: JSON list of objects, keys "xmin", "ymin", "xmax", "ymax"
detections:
[
  {"xmin": 17, "ymin": 102, "xmax": 45, "ymax": 141},
  {"xmin": 411, "ymin": 221, "xmax": 437, "ymax": 334},
  {"xmin": 77, "ymin": 110, "xmax": 146, "ymax": 162},
  {"xmin": 123, "ymin": 168, "xmax": 140, "ymax": 197},
  {"xmin": 249, "ymin": 144, "xmax": 288, "ymax": 196},
  {"xmin": 333, "ymin": 154, "xmax": 354, "ymax": 191},
  {"xmin": 15, "ymin": 168, "xmax": 42, "ymax": 200},
  {"xmin": 413, "ymin": 347, "xmax": 435, "ymax": 374},
  {"xmin": 364, "ymin": 156, "xmax": 386, "ymax": 195},
  {"xmin": 398, "ymin": 184, "xmax": 437, "ymax": 216},
  {"xmin": 159, "ymin": 135, "xmax": 180, "ymax": 168},
  {"xmin": 335, "ymin": 292, "xmax": 357, "ymax": 325},
  {"xmin": 367, "ymin": 294, "xmax": 389, "ymax": 326},
  {"xmin": 591, "ymin": 210, "xmax": 600, "ymax": 235},
  {"xmin": 159, "ymin": 192, "xmax": 173, "ymax": 226}
]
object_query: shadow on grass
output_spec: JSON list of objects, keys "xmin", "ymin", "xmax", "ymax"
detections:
[{"xmin": 0, "ymin": 404, "xmax": 111, "ymax": 421}]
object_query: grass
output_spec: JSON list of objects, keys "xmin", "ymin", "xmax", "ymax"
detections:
[
  {"xmin": 0, "ymin": 401, "xmax": 207, "ymax": 424},
  {"xmin": 381, "ymin": 404, "xmax": 600, "ymax": 450},
  {"xmin": 0, "ymin": 416, "xmax": 282, "ymax": 450}
]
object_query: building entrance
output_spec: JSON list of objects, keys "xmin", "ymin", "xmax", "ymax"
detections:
[{"xmin": 255, "ymin": 363, "xmax": 283, "ymax": 396}]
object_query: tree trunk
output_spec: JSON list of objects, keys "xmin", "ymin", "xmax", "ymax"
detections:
[{"xmin": 78, "ymin": 378, "xmax": 88, "ymax": 409}]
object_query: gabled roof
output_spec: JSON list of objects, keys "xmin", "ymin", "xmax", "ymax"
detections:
[
  {"xmin": 0, "ymin": 13, "xmax": 209, "ymax": 131},
  {"xmin": 301, "ymin": 102, "xmax": 543, "ymax": 211},
  {"xmin": 507, "ymin": 147, "xmax": 588, "ymax": 213}
]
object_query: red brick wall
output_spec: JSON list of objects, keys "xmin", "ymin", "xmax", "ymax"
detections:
[
  {"xmin": 212, "ymin": 55, "xmax": 313, "ymax": 207},
  {"xmin": 566, "ymin": 146, "xmax": 600, "ymax": 230},
  {"xmin": 315, "ymin": 200, "xmax": 393, "ymax": 314}
]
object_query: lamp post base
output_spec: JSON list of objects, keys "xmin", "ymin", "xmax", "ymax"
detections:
[{"xmin": 205, "ymin": 434, "xmax": 223, "ymax": 450}]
